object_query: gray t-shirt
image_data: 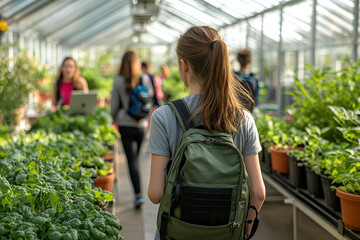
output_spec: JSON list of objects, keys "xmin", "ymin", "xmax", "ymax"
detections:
[
  {"xmin": 110, "ymin": 75, "xmax": 153, "ymax": 128},
  {"xmin": 147, "ymin": 94, "xmax": 262, "ymax": 159}
]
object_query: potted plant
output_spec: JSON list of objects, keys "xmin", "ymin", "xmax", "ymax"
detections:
[
  {"xmin": 288, "ymin": 149, "xmax": 307, "ymax": 188},
  {"xmin": 288, "ymin": 63, "xmax": 360, "ymax": 143},
  {"xmin": 94, "ymin": 165, "xmax": 115, "ymax": 193},
  {"xmin": 0, "ymin": 44, "xmax": 39, "ymax": 126},
  {"xmin": 334, "ymin": 170, "xmax": 360, "ymax": 231},
  {"xmin": 268, "ymin": 121, "xmax": 304, "ymax": 174},
  {"xmin": 92, "ymin": 158, "xmax": 115, "ymax": 192},
  {"xmin": 255, "ymin": 112, "xmax": 274, "ymax": 171}
]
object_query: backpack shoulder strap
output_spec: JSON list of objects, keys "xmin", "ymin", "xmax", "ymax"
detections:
[{"xmin": 168, "ymin": 99, "xmax": 196, "ymax": 133}]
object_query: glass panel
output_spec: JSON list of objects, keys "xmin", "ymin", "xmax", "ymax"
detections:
[
  {"xmin": 13, "ymin": 31, "xmax": 20, "ymax": 56},
  {"xmin": 17, "ymin": 0, "xmax": 74, "ymax": 29},
  {"xmin": 262, "ymin": 10, "xmax": 280, "ymax": 104},
  {"xmin": 36, "ymin": 0, "xmax": 102, "ymax": 35},
  {"xmin": 315, "ymin": 47, "xmax": 351, "ymax": 70},
  {"xmin": 51, "ymin": 2, "xmax": 130, "ymax": 45},
  {"xmin": 156, "ymin": 11, "xmax": 190, "ymax": 33},
  {"xmin": 1, "ymin": 0, "xmax": 36, "ymax": 18},
  {"xmin": 316, "ymin": 0, "xmax": 354, "ymax": 46},
  {"xmin": 221, "ymin": 22, "xmax": 246, "ymax": 51},
  {"xmin": 247, "ymin": 16, "xmax": 262, "ymax": 74},
  {"xmin": 282, "ymin": 0, "xmax": 312, "ymax": 51},
  {"xmin": 263, "ymin": 10, "xmax": 280, "ymax": 46},
  {"xmin": 165, "ymin": 0, "xmax": 224, "ymax": 26},
  {"xmin": 283, "ymin": 52, "xmax": 297, "ymax": 85},
  {"xmin": 184, "ymin": 0, "xmax": 235, "ymax": 25},
  {"xmin": 263, "ymin": 51, "xmax": 278, "ymax": 103},
  {"xmin": 203, "ymin": 0, "xmax": 290, "ymax": 19}
]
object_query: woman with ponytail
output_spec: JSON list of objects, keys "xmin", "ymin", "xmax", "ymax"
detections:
[{"xmin": 147, "ymin": 26, "xmax": 265, "ymax": 239}]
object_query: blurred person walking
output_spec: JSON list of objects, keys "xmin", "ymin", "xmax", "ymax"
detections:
[
  {"xmin": 141, "ymin": 61, "xmax": 162, "ymax": 132},
  {"xmin": 111, "ymin": 51, "xmax": 153, "ymax": 208},
  {"xmin": 235, "ymin": 48, "xmax": 259, "ymax": 113}
]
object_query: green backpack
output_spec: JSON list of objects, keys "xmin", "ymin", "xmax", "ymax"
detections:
[{"xmin": 157, "ymin": 99, "xmax": 259, "ymax": 240}]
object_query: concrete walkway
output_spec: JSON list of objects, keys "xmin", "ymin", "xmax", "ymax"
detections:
[{"xmin": 113, "ymin": 140, "xmax": 337, "ymax": 240}]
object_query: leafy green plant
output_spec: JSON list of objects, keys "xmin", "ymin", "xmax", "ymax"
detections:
[
  {"xmin": 162, "ymin": 67, "xmax": 189, "ymax": 102},
  {"xmin": 0, "ymin": 130, "xmax": 124, "ymax": 239},
  {"xmin": 0, "ymin": 44, "xmax": 39, "ymax": 124},
  {"xmin": 329, "ymin": 106, "xmax": 360, "ymax": 145},
  {"xmin": 30, "ymin": 107, "xmax": 119, "ymax": 145},
  {"xmin": 333, "ymin": 171, "xmax": 360, "ymax": 195},
  {"xmin": 257, "ymin": 113, "xmax": 306, "ymax": 149},
  {"xmin": 80, "ymin": 66, "xmax": 113, "ymax": 99},
  {"xmin": 288, "ymin": 62, "xmax": 360, "ymax": 142}
]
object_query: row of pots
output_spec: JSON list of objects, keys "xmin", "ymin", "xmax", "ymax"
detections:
[
  {"xmin": 94, "ymin": 149, "xmax": 115, "ymax": 192},
  {"xmin": 260, "ymin": 143, "xmax": 360, "ymax": 232}
]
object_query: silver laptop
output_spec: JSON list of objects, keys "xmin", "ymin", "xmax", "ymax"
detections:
[{"xmin": 68, "ymin": 91, "xmax": 97, "ymax": 115}]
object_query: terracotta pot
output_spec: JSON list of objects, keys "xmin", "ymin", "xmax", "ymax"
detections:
[
  {"xmin": 97, "ymin": 98, "xmax": 105, "ymax": 107},
  {"xmin": 94, "ymin": 172, "xmax": 115, "ymax": 192},
  {"xmin": 102, "ymin": 150, "xmax": 114, "ymax": 162},
  {"xmin": 38, "ymin": 91, "xmax": 51, "ymax": 105},
  {"xmin": 336, "ymin": 189, "xmax": 360, "ymax": 231},
  {"xmin": 105, "ymin": 97, "xmax": 111, "ymax": 105},
  {"xmin": 28, "ymin": 116, "xmax": 38, "ymax": 123},
  {"xmin": 270, "ymin": 146, "xmax": 290, "ymax": 174}
]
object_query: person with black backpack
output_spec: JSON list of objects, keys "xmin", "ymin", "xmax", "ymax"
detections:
[
  {"xmin": 110, "ymin": 51, "xmax": 153, "ymax": 209},
  {"xmin": 235, "ymin": 48, "xmax": 260, "ymax": 113},
  {"xmin": 147, "ymin": 26, "xmax": 266, "ymax": 240}
]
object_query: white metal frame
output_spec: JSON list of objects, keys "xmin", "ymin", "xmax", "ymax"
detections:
[{"xmin": 263, "ymin": 173, "xmax": 350, "ymax": 240}]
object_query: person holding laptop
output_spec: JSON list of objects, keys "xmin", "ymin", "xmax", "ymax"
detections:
[{"xmin": 52, "ymin": 57, "xmax": 88, "ymax": 111}]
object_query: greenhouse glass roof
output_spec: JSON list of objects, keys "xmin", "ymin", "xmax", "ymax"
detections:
[
  {"xmin": 0, "ymin": 0, "xmax": 301, "ymax": 48},
  {"xmin": 0, "ymin": 0, "xmax": 357, "ymax": 51}
]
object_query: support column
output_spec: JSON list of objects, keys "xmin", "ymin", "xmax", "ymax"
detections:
[
  {"xmin": 277, "ymin": 8, "xmax": 284, "ymax": 118},
  {"xmin": 293, "ymin": 205, "xmax": 298, "ymax": 240},
  {"xmin": 310, "ymin": 0, "xmax": 317, "ymax": 67},
  {"xmin": 19, "ymin": 32, "xmax": 24, "ymax": 50},
  {"xmin": 28, "ymin": 35, "xmax": 33, "ymax": 58},
  {"xmin": 353, "ymin": 0, "xmax": 359, "ymax": 62},
  {"xmin": 260, "ymin": 14, "xmax": 264, "ymax": 80},
  {"xmin": 34, "ymin": 38, "xmax": 40, "ymax": 60},
  {"xmin": 246, "ymin": 20, "xmax": 250, "ymax": 48}
]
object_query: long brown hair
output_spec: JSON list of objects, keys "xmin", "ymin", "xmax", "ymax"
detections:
[
  {"xmin": 176, "ymin": 26, "xmax": 252, "ymax": 133},
  {"xmin": 55, "ymin": 57, "xmax": 81, "ymax": 102},
  {"xmin": 118, "ymin": 51, "xmax": 140, "ymax": 93}
]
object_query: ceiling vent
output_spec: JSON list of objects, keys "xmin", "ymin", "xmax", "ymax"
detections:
[{"xmin": 132, "ymin": 0, "xmax": 159, "ymax": 35}]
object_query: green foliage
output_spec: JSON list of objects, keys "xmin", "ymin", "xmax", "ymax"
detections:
[
  {"xmin": 0, "ymin": 130, "xmax": 123, "ymax": 239},
  {"xmin": 255, "ymin": 113, "xmax": 306, "ymax": 149},
  {"xmin": 30, "ymin": 107, "xmax": 119, "ymax": 145},
  {"xmin": 329, "ymin": 106, "xmax": 360, "ymax": 145},
  {"xmin": 80, "ymin": 66, "xmax": 113, "ymax": 99},
  {"xmin": 0, "ymin": 44, "xmax": 39, "ymax": 124},
  {"xmin": 288, "ymin": 62, "xmax": 360, "ymax": 142},
  {"xmin": 162, "ymin": 67, "xmax": 189, "ymax": 102}
]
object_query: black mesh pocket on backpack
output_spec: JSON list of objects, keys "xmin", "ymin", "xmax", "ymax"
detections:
[{"xmin": 180, "ymin": 185, "xmax": 232, "ymax": 226}]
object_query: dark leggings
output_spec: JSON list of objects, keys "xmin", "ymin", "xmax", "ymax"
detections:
[{"xmin": 118, "ymin": 127, "xmax": 145, "ymax": 195}]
